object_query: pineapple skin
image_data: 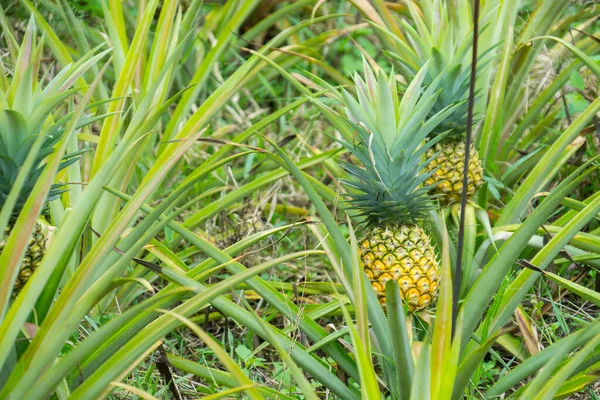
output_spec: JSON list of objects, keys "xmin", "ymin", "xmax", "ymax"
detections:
[
  {"xmin": 360, "ymin": 225, "xmax": 439, "ymax": 311},
  {"xmin": 424, "ymin": 140, "xmax": 483, "ymax": 205},
  {"xmin": 2, "ymin": 222, "xmax": 48, "ymax": 293}
]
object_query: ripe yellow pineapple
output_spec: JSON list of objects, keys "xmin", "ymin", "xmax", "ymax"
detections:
[
  {"xmin": 338, "ymin": 62, "xmax": 453, "ymax": 310},
  {"xmin": 360, "ymin": 225, "xmax": 438, "ymax": 310}
]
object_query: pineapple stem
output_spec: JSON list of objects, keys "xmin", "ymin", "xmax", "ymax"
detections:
[{"xmin": 454, "ymin": 0, "xmax": 480, "ymax": 338}]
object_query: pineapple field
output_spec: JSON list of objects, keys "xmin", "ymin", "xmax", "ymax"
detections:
[{"xmin": 1, "ymin": 0, "xmax": 600, "ymax": 398}]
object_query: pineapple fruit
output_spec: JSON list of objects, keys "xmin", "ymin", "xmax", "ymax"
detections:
[
  {"xmin": 337, "ymin": 62, "xmax": 454, "ymax": 310},
  {"xmin": 360, "ymin": 225, "xmax": 438, "ymax": 310},
  {"xmin": 394, "ymin": 1, "xmax": 486, "ymax": 205}
]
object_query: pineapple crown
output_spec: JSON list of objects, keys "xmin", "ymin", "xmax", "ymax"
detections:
[
  {"xmin": 338, "ymin": 60, "xmax": 457, "ymax": 227},
  {"xmin": 387, "ymin": 0, "xmax": 492, "ymax": 139}
]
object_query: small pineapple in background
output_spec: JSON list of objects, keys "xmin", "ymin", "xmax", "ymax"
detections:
[
  {"xmin": 394, "ymin": 0, "xmax": 485, "ymax": 205},
  {"xmin": 422, "ymin": 67, "xmax": 484, "ymax": 204},
  {"xmin": 338, "ymin": 62, "xmax": 453, "ymax": 310}
]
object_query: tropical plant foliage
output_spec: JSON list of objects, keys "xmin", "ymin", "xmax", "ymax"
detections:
[{"xmin": 0, "ymin": 0, "xmax": 599, "ymax": 399}]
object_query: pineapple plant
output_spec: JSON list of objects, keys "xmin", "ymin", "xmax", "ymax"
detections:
[
  {"xmin": 0, "ymin": 19, "xmax": 88, "ymax": 294},
  {"xmin": 0, "ymin": 108, "xmax": 78, "ymax": 293},
  {"xmin": 337, "ymin": 62, "xmax": 456, "ymax": 310},
  {"xmin": 392, "ymin": 1, "xmax": 485, "ymax": 205}
]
